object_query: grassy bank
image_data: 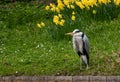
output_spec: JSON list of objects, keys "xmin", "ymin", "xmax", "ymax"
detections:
[{"xmin": 0, "ymin": 1, "xmax": 120, "ymax": 76}]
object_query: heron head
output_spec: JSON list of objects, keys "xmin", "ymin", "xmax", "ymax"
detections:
[
  {"xmin": 73, "ymin": 29, "xmax": 80, "ymax": 33},
  {"xmin": 65, "ymin": 29, "xmax": 80, "ymax": 36}
]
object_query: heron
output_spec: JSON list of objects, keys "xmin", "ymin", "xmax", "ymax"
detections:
[{"xmin": 66, "ymin": 29, "xmax": 90, "ymax": 70}]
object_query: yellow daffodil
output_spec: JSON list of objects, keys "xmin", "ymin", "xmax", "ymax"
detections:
[
  {"xmin": 53, "ymin": 15, "xmax": 59, "ymax": 25},
  {"xmin": 59, "ymin": 19, "xmax": 65, "ymax": 26},
  {"xmin": 55, "ymin": 7, "xmax": 60, "ymax": 13},
  {"xmin": 72, "ymin": 11, "xmax": 75, "ymax": 15},
  {"xmin": 75, "ymin": 1, "xmax": 85, "ymax": 9},
  {"xmin": 58, "ymin": 14, "xmax": 62, "ymax": 18},
  {"xmin": 63, "ymin": 0, "xmax": 69, "ymax": 5},
  {"xmin": 50, "ymin": 3, "xmax": 55, "ymax": 8},
  {"xmin": 70, "ymin": 0, "xmax": 75, "ymax": 3},
  {"xmin": 57, "ymin": 2, "xmax": 65, "ymax": 10},
  {"xmin": 89, "ymin": 0, "xmax": 97, "ymax": 7},
  {"xmin": 53, "ymin": 15, "xmax": 59, "ymax": 21},
  {"xmin": 70, "ymin": 5, "xmax": 75, "ymax": 9},
  {"xmin": 98, "ymin": 0, "xmax": 108, "ymax": 5},
  {"xmin": 114, "ymin": 0, "xmax": 120, "ymax": 6},
  {"xmin": 92, "ymin": 10, "xmax": 97, "ymax": 14},
  {"xmin": 53, "ymin": 14, "xmax": 65, "ymax": 26},
  {"xmin": 39, "ymin": 0, "xmax": 120, "ymax": 27},
  {"xmin": 37, "ymin": 22, "xmax": 45, "ymax": 28},
  {"xmin": 67, "ymin": 5, "xmax": 70, "ymax": 8},
  {"xmin": 86, "ymin": 6, "xmax": 90, "ymax": 10},
  {"xmin": 57, "ymin": 0, "xmax": 61, "ymax": 3},
  {"xmin": 37, "ymin": 24, "xmax": 41, "ymax": 28},
  {"xmin": 71, "ymin": 15, "xmax": 75, "ymax": 21},
  {"xmin": 49, "ymin": 3, "xmax": 56, "ymax": 12},
  {"xmin": 41, "ymin": 22, "xmax": 45, "ymax": 27},
  {"xmin": 61, "ymin": 19, "xmax": 65, "ymax": 23},
  {"xmin": 45, "ymin": 5, "xmax": 50, "ymax": 10},
  {"xmin": 51, "ymin": 7, "xmax": 56, "ymax": 12},
  {"xmin": 59, "ymin": 21, "xmax": 64, "ymax": 26}
]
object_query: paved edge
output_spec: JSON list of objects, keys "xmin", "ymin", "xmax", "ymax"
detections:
[{"xmin": 0, "ymin": 76, "xmax": 120, "ymax": 82}]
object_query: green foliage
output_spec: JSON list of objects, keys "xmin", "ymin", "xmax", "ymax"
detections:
[
  {"xmin": 0, "ymin": 2, "xmax": 120, "ymax": 76},
  {"xmin": 42, "ymin": 1, "xmax": 120, "ymax": 40},
  {"xmin": 0, "ymin": 19, "xmax": 120, "ymax": 75},
  {"xmin": 92, "ymin": 3, "xmax": 120, "ymax": 20},
  {"xmin": 0, "ymin": 2, "xmax": 44, "ymax": 28}
]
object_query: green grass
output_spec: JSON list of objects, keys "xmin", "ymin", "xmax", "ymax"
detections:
[{"xmin": 0, "ymin": 2, "xmax": 120, "ymax": 76}]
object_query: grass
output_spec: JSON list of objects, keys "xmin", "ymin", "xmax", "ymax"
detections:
[{"xmin": 0, "ymin": 1, "xmax": 120, "ymax": 76}]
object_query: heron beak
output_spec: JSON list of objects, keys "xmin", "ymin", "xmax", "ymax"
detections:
[{"xmin": 65, "ymin": 32, "xmax": 74, "ymax": 35}]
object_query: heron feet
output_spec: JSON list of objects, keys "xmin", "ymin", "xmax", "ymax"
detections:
[
  {"xmin": 86, "ymin": 65, "xmax": 89, "ymax": 70},
  {"xmin": 80, "ymin": 66, "xmax": 82, "ymax": 70},
  {"xmin": 80, "ymin": 65, "xmax": 89, "ymax": 70}
]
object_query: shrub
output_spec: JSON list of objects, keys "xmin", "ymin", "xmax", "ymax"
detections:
[{"xmin": 36, "ymin": 0, "xmax": 120, "ymax": 40}]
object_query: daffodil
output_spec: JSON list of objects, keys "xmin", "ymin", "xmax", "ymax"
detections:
[
  {"xmin": 41, "ymin": 22, "xmax": 45, "ymax": 27},
  {"xmin": 51, "ymin": 7, "xmax": 56, "ymax": 12},
  {"xmin": 59, "ymin": 19, "xmax": 65, "ymax": 26},
  {"xmin": 98, "ymin": 0, "xmax": 109, "ymax": 5},
  {"xmin": 55, "ymin": 7, "xmax": 60, "ymax": 13},
  {"xmin": 61, "ymin": 19, "xmax": 65, "ymax": 23},
  {"xmin": 70, "ymin": 5, "xmax": 75, "ymax": 9},
  {"xmin": 63, "ymin": 0, "xmax": 69, "ymax": 5},
  {"xmin": 59, "ymin": 21, "xmax": 64, "ymax": 26},
  {"xmin": 75, "ymin": 1, "xmax": 85, "ymax": 9},
  {"xmin": 53, "ymin": 15, "xmax": 59, "ymax": 21},
  {"xmin": 71, "ymin": 15, "xmax": 75, "ymax": 21},
  {"xmin": 53, "ymin": 14, "xmax": 65, "ymax": 26},
  {"xmin": 45, "ymin": 5, "xmax": 50, "ymax": 10},
  {"xmin": 92, "ymin": 10, "xmax": 97, "ymax": 14},
  {"xmin": 53, "ymin": 15, "xmax": 59, "ymax": 25},
  {"xmin": 49, "ymin": 3, "xmax": 56, "ymax": 12},
  {"xmin": 57, "ymin": 0, "xmax": 65, "ymax": 10},
  {"xmin": 67, "ymin": 5, "xmax": 70, "ymax": 8},
  {"xmin": 50, "ymin": 3, "xmax": 55, "ymax": 8},
  {"xmin": 114, "ymin": 0, "xmax": 120, "ymax": 6},
  {"xmin": 72, "ymin": 11, "xmax": 75, "ymax": 15},
  {"xmin": 70, "ymin": 0, "xmax": 75, "ymax": 3},
  {"xmin": 37, "ymin": 24, "xmax": 41, "ymax": 28},
  {"xmin": 58, "ymin": 14, "xmax": 62, "ymax": 18},
  {"xmin": 37, "ymin": 22, "xmax": 45, "ymax": 28}
]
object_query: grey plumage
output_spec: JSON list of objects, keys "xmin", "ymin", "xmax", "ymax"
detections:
[{"xmin": 66, "ymin": 29, "xmax": 90, "ymax": 70}]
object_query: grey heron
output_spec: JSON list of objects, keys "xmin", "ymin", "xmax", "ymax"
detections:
[{"xmin": 66, "ymin": 29, "xmax": 90, "ymax": 70}]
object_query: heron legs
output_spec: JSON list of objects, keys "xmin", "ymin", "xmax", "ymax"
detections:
[
  {"xmin": 80, "ymin": 57, "xmax": 83, "ymax": 70},
  {"xmin": 80, "ymin": 55, "xmax": 89, "ymax": 70}
]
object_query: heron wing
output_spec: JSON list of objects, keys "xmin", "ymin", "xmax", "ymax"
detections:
[
  {"xmin": 73, "ymin": 36, "xmax": 83, "ymax": 53},
  {"xmin": 83, "ymin": 35, "xmax": 90, "ymax": 55}
]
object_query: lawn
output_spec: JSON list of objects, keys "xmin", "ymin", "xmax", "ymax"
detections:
[{"xmin": 0, "ymin": 1, "xmax": 120, "ymax": 76}]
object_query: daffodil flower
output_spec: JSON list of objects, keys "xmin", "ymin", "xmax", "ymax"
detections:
[
  {"xmin": 41, "ymin": 22, "xmax": 45, "ymax": 27},
  {"xmin": 37, "ymin": 24, "xmax": 41, "ymax": 28},
  {"xmin": 71, "ymin": 15, "xmax": 75, "ymax": 21},
  {"xmin": 72, "ymin": 11, "xmax": 75, "ymax": 15},
  {"xmin": 37, "ymin": 22, "xmax": 45, "ymax": 28},
  {"xmin": 92, "ymin": 10, "xmax": 97, "ymax": 14},
  {"xmin": 70, "ymin": 5, "xmax": 75, "ymax": 9},
  {"xmin": 45, "ymin": 5, "xmax": 50, "ymax": 10},
  {"xmin": 58, "ymin": 14, "xmax": 62, "ymax": 18}
]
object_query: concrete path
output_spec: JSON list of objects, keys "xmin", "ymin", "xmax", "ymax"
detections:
[{"xmin": 0, "ymin": 76, "xmax": 120, "ymax": 82}]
